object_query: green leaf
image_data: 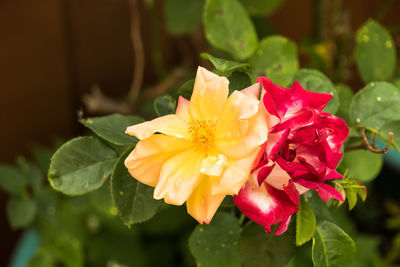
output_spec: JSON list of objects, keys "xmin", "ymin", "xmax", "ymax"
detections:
[
  {"xmin": 165, "ymin": 0, "xmax": 204, "ymax": 35},
  {"xmin": 294, "ymin": 69, "xmax": 339, "ymax": 114},
  {"xmin": 204, "ymin": 0, "xmax": 258, "ymax": 60},
  {"xmin": 177, "ymin": 79, "xmax": 195, "ymax": 100},
  {"xmin": 332, "ymin": 175, "xmax": 367, "ymax": 210},
  {"xmin": 228, "ymin": 71, "xmax": 252, "ymax": 93},
  {"xmin": 379, "ymin": 120, "xmax": 400, "ymax": 152},
  {"xmin": 111, "ymin": 149, "xmax": 161, "ymax": 226},
  {"xmin": 50, "ymin": 234, "xmax": 84, "ymax": 267},
  {"xmin": 250, "ymin": 35, "xmax": 298, "ymax": 86},
  {"xmin": 189, "ymin": 212, "xmax": 241, "ymax": 267},
  {"xmin": 339, "ymin": 150, "xmax": 382, "ymax": 183},
  {"xmin": 350, "ymin": 82, "xmax": 400, "ymax": 130},
  {"xmin": 307, "ymin": 191, "xmax": 334, "ymax": 222},
  {"xmin": 154, "ymin": 95, "xmax": 176, "ymax": 117},
  {"xmin": 355, "ymin": 19, "xmax": 396, "ymax": 83},
  {"xmin": 312, "ymin": 220, "xmax": 356, "ymax": 267},
  {"xmin": 296, "ymin": 197, "xmax": 316, "ymax": 246},
  {"xmin": 80, "ymin": 113, "xmax": 144, "ymax": 146},
  {"xmin": 48, "ymin": 136, "xmax": 117, "ymax": 195},
  {"xmin": 239, "ymin": 222, "xmax": 296, "ymax": 267},
  {"xmin": 239, "ymin": 0, "xmax": 284, "ymax": 16},
  {"xmin": 336, "ymin": 83, "xmax": 354, "ymax": 123},
  {"xmin": 7, "ymin": 196, "xmax": 37, "ymax": 229},
  {"xmin": 0, "ymin": 165, "xmax": 27, "ymax": 194},
  {"xmin": 201, "ymin": 53, "xmax": 251, "ymax": 76}
]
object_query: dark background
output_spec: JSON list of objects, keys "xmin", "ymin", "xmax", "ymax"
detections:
[{"xmin": 1, "ymin": 0, "xmax": 399, "ymax": 265}]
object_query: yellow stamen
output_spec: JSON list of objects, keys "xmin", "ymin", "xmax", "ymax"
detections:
[{"xmin": 188, "ymin": 120, "xmax": 216, "ymax": 152}]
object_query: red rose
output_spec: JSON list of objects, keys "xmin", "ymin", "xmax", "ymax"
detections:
[{"xmin": 234, "ymin": 77, "xmax": 349, "ymax": 235}]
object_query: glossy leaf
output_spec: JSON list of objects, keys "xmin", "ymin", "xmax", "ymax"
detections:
[
  {"xmin": 201, "ymin": 53, "xmax": 251, "ymax": 76},
  {"xmin": 239, "ymin": 0, "xmax": 284, "ymax": 16},
  {"xmin": 80, "ymin": 113, "xmax": 144, "ymax": 146},
  {"xmin": 296, "ymin": 197, "xmax": 316, "ymax": 246},
  {"xmin": 239, "ymin": 222, "xmax": 296, "ymax": 267},
  {"xmin": 350, "ymin": 82, "xmax": 400, "ymax": 130},
  {"xmin": 228, "ymin": 71, "xmax": 252, "ymax": 93},
  {"xmin": 355, "ymin": 19, "xmax": 396, "ymax": 83},
  {"xmin": 0, "ymin": 165, "xmax": 27, "ymax": 195},
  {"xmin": 250, "ymin": 35, "xmax": 298, "ymax": 86},
  {"xmin": 204, "ymin": 0, "xmax": 258, "ymax": 60},
  {"xmin": 312, "ymin": 220, "xmax": 356, "ymax": 267},
  {"xmin": 294, "ymin": 69, "xmax": 339, "ymax": 114},
  {"xmin": 48, "ymin": 136, "xmax": 117, "ymax": 195},
  {"xmin": 111, "ymin": 149, "xmax": 161, "ymax": 226},
  {"xmin": 336, "ymin": 83, "xmax": 353, "ymax": 123},
  {"xmin": 189, "ymin": 212, "xmax": 241, "ymax": 267},
  {"xmin": 154, "ymin": 95, "xmax": 176, "ymax": 117},
  {"xmin": 165, "ymin": 0, "xmax": 204, "ymax": 35},
  {"xmin": 339, "ymin": 150, "xmax": 383, "ymax": 183},
  {"xmin": 7, "ymin": 196, "xmax": 37, "ymax": 229},
  {"xmin": 307, "ymin": 191, "xmax": 334, "ymax": 222}
]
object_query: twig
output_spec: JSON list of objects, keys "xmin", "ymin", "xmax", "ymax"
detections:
[
  {"xmin": 371, "ymin": 131, "xmax": 378, "ymax": 147},
  {"xmin": 345, "ymin": 127, "xmax": 393, "ymax": 153},
  {"xmin": 361, "ymin": 127, "xmax": 393, "ymax": 153},
  {"xmin": 127, "ymin": 0, "xmax": 145, "ymax": 106}
]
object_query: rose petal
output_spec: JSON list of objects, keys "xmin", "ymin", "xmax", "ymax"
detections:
[
  {"xmin": 189, "ymin": 67, "xmax": 229, "ymax": 122},
  {"xmin": 186, "ymin": 175, "xmax": 226, "ymax": 224},
  {"xmin": 154, "ymin": 149, "xmax": 205, "ymax": 205},
  {"xmin": 234, "ymin": 174, "xmax": 298, "ymax": 235},
  {"xmin": 126, "ymin": 114, "xmax": 188, "ymax": 140},
  {"xmin": 125, "ymin": 135, "xmax": 191, "ymax": 187}
]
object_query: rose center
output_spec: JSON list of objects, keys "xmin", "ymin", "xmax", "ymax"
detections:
[{"xmin": 188, "ymin": 120, "xmax": 216, "ymax": 152}]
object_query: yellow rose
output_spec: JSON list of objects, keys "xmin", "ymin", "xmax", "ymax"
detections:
[{"xmin": 125, "ymin": 67, "xmax": 268, "ymax": 223}]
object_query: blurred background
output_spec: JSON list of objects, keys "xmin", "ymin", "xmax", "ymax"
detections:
[{"xmin": 1, "ymin": 0, "xmax": 400, "ymax": 265}]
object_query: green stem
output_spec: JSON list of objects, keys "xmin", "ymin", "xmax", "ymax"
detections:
[{"xmin": 238, "ymin": 213, "xmax": 246, "ymax": 226}]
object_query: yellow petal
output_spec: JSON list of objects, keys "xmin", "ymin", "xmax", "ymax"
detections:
[
  {"xmin": 154, "ymin": 149, "xmax": 205, "ymax": 205},
  {"xmin": 186, "ymin": 176, "xmax": 225, "ymax": 224},
  {"xmin": 124, "ymin": 135, "xmax": 191, "ymax": 187},
  {"xmin": 216, "ymin": 90, "xmax": 259, "ymax": 140},
  {"xmin": 189, "ymin": 67, "xmax": 229, "ymax": 121},
  {"xmin": 126, "ymin": 114, "xmax": 188, "ymax": 140},
  {"xmin": 200, "ymin": 154, "xmax": 229, "ymax": 176},
  {"xmin": 211, "ymin": 149, "xmax": 259, "ymax": 195},
  {"xmin": 215, "ymin": 91, "xmax": 268, "ymax": 159}
]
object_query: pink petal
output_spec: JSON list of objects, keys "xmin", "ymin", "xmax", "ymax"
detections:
[
  {"xmin": 234, "ymin": 175, "xmax": 299, "ymax": 235},
  {"xmin": 294, "ymin": 179, "xmax": 344, "ymax": 201},
  {"xmin": 258, "ymin": 77, "xmax": 332, "ymax": 120}
]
